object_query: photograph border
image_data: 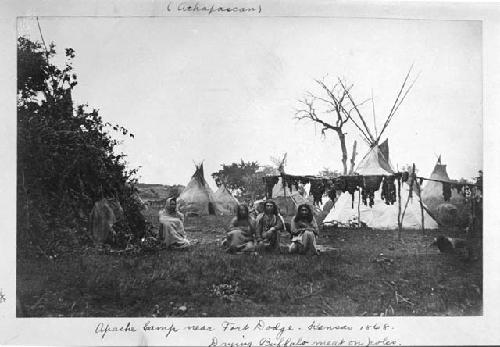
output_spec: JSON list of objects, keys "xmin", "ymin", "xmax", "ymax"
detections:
[{"xmin": 1, "ymin": 0, "xmax": 499, "ymax": 345}]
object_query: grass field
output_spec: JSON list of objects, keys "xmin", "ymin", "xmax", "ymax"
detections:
[{"xmin": 17, "ymin": 211, "xmax": 482, "ymax": 317}]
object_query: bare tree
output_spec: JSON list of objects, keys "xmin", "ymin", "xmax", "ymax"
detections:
[
  {"xmin": 296, "ymin": 67, "xmax": 418, "ymax": 177},
  {"xmin": 295, "ymin": 78, "xmax": 371, "ymax": 175},
  {"xmin": 349, "ymin": 140, "xmax": 357, "ymax": 174}
]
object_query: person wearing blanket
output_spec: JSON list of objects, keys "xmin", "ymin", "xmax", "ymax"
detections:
[
  {"xmin": 158, "ymin": 197, "xmax": 190, "ymax": 249},
  {"xmin": 255, "ymin": 200, "xmax": 283, "ymax": 253},
  {"xmin": 225, "ymin": 204, "xmax": 256, "ymax": 253},
  {"xmin": 289, "ymin": 204, "xmax": 319, "ymax": 255}
]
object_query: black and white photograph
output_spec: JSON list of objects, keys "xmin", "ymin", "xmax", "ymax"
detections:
[{"xmin": 1, "ymin": 0, "xmax": 499, "ymax": 346}]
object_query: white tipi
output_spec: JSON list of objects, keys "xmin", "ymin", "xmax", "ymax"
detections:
[
  {"xmin": 323, "ymin": 140, "xmax": 438, "ymax": 230},
  {"xmin": 322, "ymin": 66, "xmax": 437, "ymax": 229}
]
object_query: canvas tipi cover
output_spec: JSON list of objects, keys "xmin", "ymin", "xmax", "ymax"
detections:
[
  {"xmin": 214, "ymin": 185, "xmax": 239, "ymax": 215},
  {"xmin": 355, "ymin": 139, "xmax": 394, "ymax": 176},
  {"xmin": 324, "ymin": 182, "xmax": 438, "ymax": 229},
  {"xmin": 323, "ymin": 141, "xmax": 438, "ymax": 230},
  {"xmin": 271, "ymin": 177, "xmax": 309, "ymax": 216},
  {"xmin": 178, "ymin": 164, "xmax": 220, "ymax": 216},
  {"xmin": 421, "ymin": 157, "xmax": 464, "ymax": 206},
  {"xmin": 421, "ymin": 157, "xmax": 466, "ymax": 225}
]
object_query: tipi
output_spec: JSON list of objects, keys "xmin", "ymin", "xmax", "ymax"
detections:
[
  {"xmin": 323, "ymin": 141, "xmax": 438, "ymax": 229},
  {"xmin": 267, "ymin": 153, "xmax": 311, "ymax": 216},
  {"xmin": 421, "ymin": 156, "xmax": 466, "ymax": 225},
  {"xmin": 271, "ymin": 177, "xmax": 310, "ymax": 216},
  {"xmin": 322, "ymin": 66, "xmax": 437, "ymax": 229},
  {"xmin": 178, "ymin": 163, "xmax": 220, "ymax": 216},
  {"xmin": 214, "ymin": 185, "xmax": 239, "ymax": 215}
]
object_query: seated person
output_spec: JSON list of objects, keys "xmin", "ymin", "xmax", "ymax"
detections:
[
  {"xmin": 249, "ymin": 200, "xmax": 265, "ymax": 219},
  {"xmin": 158, "ymin": 197, "xmax": 190, "ymax": 249},
  {"xmin": 255, "ymin": 200, "xmax": 283, "ymax": 252},
  {"xmin": 224, "ymin": 204, "xmax": 256, "ymax": 253},
  {"xmin": 289, "ymin": 204, "xmax": 319, "ymax": 255}
]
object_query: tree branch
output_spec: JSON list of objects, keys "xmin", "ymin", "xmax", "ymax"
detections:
[
  {"xmin": 295, "ymin": 98, "xmax": 340, "ymax": 133},
  {"xmin": 338, "ymin": 78, "xmax": 376, "ymax": 144}
]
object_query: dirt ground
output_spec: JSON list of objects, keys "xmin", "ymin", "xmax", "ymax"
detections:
[{"xmin": 17, "ymin": 213, "xmax": 482, "ymax": 317}]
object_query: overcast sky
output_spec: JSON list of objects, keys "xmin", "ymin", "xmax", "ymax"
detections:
[{"xmin": 18, "ymin": 16, "xmax": 482, "ymax": 188}]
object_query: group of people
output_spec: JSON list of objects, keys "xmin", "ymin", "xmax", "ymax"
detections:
[
  {"xmin": 157, "ymin": 198, "xmax": 320, "ymax": 255},
  {"xmin": 226, "ymin": 200, "xmax": 320, "ymax": 255}
]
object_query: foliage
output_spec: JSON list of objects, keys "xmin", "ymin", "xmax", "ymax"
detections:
[
  {"xmin": 211, "ymin": 160, "xmax": 259, "ymax": 189},
  {"xmin": 211, "ymin": 160, "xmax": 275, "ymax": 201},
  {"xmin": 17, "ymin": 36, "xmax": 144, "ymax": 251}
]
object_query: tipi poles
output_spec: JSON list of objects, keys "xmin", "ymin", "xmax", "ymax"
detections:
[
  {"xmin": 415, "ymin": 171, "xmax": 425, "ymax": 234},
  {"xmin": 400, "ymin": 164, "xmax": 416, "ymax": 225},
  {"xmin": 283, "ymin": 175, "xmax": 288, "ymax": 215},
  {"xmin": 357, "ymin": 188, "xmax": 361, "ymax": 228},
  {"xmin": 470, "ymin": 188, "xmax": 476, "ymax": 237},
  {"xmin": 397, "ymin": 176, "xmax": 402, "ymax": 240}
]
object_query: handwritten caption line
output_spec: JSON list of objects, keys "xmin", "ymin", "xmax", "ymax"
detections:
[
  {"xmin": 94, "ymin": 320, "xmax": 400, "ymax": 346},
  {"xmin": 162, "ymin": 2, "xmax": 263, "ymax": 15}
]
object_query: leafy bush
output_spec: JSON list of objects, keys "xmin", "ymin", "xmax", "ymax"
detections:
[{"xmin": 17, "ymin": 36, "xmax": 145, "ymax": 253}]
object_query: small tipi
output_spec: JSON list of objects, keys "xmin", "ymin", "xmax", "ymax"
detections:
[
  {"xmin": 421, "ymin": 156, "xmax": 464, "ymax": 204},
  {"xmin": 266, "ymin": 153, "xmax": 312, "ymax": 216},
  {"xmin": 421, "ymin": 156, "xmax": 466, "ymax": 225},
  {"xmin": 271, "ymin": 177, "xmax": 310, "ymax": 216},
  {"xmin": 214, "ymin": 185, "xmax": 239, "ymax": 215},
  {"xmin": 178, "ymin": 163, "xmax": 220, "ymax": 216}
]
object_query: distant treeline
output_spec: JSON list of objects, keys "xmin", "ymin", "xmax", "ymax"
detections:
[
  {"xmin": 137, "ymin": 184, "xmax": 185, "ymax": 200},
  {"xmin": 137, "ymin": 183, "xmax": 167, "ymax": 188}
]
